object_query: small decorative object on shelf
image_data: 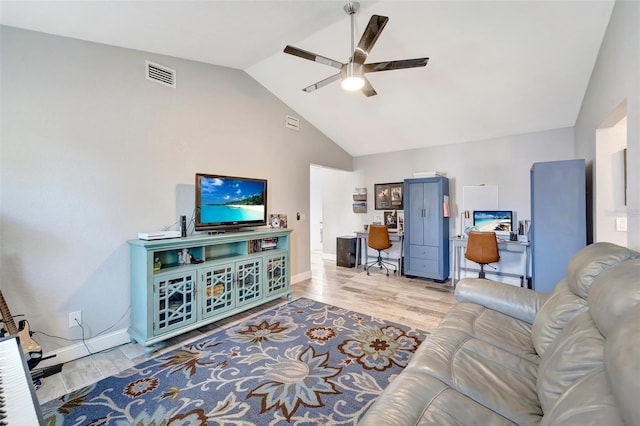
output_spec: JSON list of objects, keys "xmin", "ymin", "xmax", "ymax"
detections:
[
  {"xmin": 178, "ymin": 248, "xmax": 191, "ymax": 264},
  {"xmin": 153, "ymin": 258, "xmax": 162, "ymax": 271}
]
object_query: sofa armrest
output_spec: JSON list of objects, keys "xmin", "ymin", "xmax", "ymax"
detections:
[{"xmin": 455, "ymin": 278, "xmax": 548, "ymax": 324}]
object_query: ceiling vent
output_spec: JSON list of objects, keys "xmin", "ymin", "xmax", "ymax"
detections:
[{"xmin": 145, "ymin": 60, "xmax": 176, "ymax": 88}]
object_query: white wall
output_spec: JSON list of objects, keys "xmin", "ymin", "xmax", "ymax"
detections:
[
  {"xmin": 0, "ymin": 26, "xmax": 352, "ymax": 358},
  {"xmin": 309, "ymin": 166, "xmax": 323, "ymax": 252},
  {"xmin": 352, "ymin": 127, "xmax": 574, "ymax": 232},
  {"xmin": 575, "ymin": 0, "xmax": 639, "ymax": 250}
]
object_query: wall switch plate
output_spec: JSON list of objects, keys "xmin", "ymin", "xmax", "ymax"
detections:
[
  {"xmin": 615, "ymin": 217, "xmax": 628, "ymax": 232},
  {"xmin": 69, "ymin": 310, "xmax": 82, "ymax": 327}
]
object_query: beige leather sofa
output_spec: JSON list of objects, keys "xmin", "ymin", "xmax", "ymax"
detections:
[{"xmin": 360, "ymin": 242, "xmax": 640, "ymax": 425}]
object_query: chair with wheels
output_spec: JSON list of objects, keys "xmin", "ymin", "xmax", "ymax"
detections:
[
  {"xmin": 465, "ymin": 231, "xmax": 500, "ymax": 279},
  {"xmin": 365, "ymin": 225, "xmax": 397, "ymax": 276}
]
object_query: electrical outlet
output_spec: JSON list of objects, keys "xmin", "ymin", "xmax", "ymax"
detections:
[{"xmin": 69, "ymin": 310, "xmax": 82, "ymax": 328}]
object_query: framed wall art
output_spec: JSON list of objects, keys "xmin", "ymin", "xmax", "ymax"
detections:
[{"xmin": 374, "ymin": 182, "xmax": 404, "ymax": 210}]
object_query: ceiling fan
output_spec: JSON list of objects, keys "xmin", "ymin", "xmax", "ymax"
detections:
[{"xmin": 283, "ymin": 1, "xmax": 429, "ymax": 97}]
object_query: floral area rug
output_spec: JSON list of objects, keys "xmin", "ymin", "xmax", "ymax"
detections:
[{"xmin": 40, "ymin": 297, "xmax": 427, "ymax": 425}]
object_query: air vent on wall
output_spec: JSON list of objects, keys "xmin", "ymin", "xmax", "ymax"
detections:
[
  {"xmin": 145, "ymin": 60, "xmax": 176, "ymax": 88},
  {"xmin": 285, "ymin": 115, "xmax": 300, "ymax": 131}
]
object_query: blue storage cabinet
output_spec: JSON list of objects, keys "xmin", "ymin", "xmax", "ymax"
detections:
[
  {"xmin": 530, "ymin": 159, "xmax": 586, "ymax": 293},
  {"xmin": 403, "ymin": 177, "xmax": 450, "ymax": 282}
]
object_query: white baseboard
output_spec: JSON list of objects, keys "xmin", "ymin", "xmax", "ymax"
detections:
[
  {"xmin": 291, "ymin": 270, "xmax": 312, "ymax": 283},
  {"xmin": 37, "ymin": 328, "xmax": 131, "ymax": 368},
  {"xmin": 322, "ymin": 253, "xmax": 336, "ymax": 261}
]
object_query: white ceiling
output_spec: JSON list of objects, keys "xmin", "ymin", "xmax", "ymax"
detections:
[{"xmin": 0, "ymin": 1, "xmax": 615, "ymax": 156}]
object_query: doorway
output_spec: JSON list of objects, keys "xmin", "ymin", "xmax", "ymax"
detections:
[
  {"xmin": 309, "ymin": 164, "xmax": 360, "ymax": 264},
  {"xmin": 595, "ymin": 101, "xmax": 627, "ymax": 246}
]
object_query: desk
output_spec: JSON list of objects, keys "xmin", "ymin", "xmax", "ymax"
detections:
[
  {"xmin": 451, "ymin": 237, "xmax": 531, "ymax": 288},
  {"xmin": 354, "ymin": 231, "xmax": 404, "ymax": 274}
]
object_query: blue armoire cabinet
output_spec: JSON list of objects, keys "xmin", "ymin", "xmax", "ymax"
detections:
[
  {"xmin": 403, "ymin": 177, "xmax": 450, "ymax": 282},
  {"xmin": 530, "ymin": 159, "xmax": 586, "ymax": 293}
]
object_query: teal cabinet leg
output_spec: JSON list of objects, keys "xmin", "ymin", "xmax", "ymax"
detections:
[
  {"xmin": 287, "ymin": 292, "xmax": 292, "ymax": 301},
  {"xmin": 144, "ymin": 345, "xmax": 154, "ymax": 355}
]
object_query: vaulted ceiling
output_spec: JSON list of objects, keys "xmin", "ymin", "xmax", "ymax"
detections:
[{"xmin": 0, "ymin": 1, "xmax": 615, "ymax": 156}]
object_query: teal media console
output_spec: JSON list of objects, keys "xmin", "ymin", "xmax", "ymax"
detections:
[{"xmin": 127, "ymin": 229, "xmax": 292, "ymax": 352}]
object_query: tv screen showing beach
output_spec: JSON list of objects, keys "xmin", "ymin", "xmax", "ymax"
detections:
[
  {"xmin": 473, "ymin": 210, "xmax": 513, "ymax": 232},
  {"xmin": 199, "ymin": 177, "xmax": 265, "ymax": 224}
]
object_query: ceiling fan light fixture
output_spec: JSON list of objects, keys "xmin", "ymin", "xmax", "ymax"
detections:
[
  {"xmin": 342, "ymin": 75, "xmax": 365, "ymax": 91},
  {"xmin": 341, "ymin": 62, "xmax": 364, "ymax": 91}
]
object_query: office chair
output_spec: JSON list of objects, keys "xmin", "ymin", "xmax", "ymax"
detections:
[
  {"xmin": 365, "ymin": 225, "xmax": 397, "ymax": 276},
  {"xmin": 465, "ymin": 231, "xmax": 500, "ymax": 279}
]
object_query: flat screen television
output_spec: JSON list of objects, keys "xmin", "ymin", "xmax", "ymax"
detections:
[
  {"xmin": 195, "ymin": 173, "xmax": 267, "ymax": 232},
  {"xmin": 473, "ymin": 210, "xmax": 513, "ymax": 236}
]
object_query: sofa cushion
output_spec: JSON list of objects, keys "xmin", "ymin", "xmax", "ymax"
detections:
[
  {"xmin": 604, "ymin": 308, "xmax": 640, "ymax": 425},
  {"xmin": 589, "ymin": 258, "xmax": 640, "ymax": 337},
  {"xmin": 357, "ymin": 372, "xmax": 517, "ymax": 426},
  {"xmin": 407, "ymin": 327, "xmax": 541, "ymax": 425},
  {"xmin": 536, "ymin": 311, "xmax": 605, "ymax": 413},
  {"xmin": 565, "ymin": 242, "xmax": 640, "ymax": 299},
  {"xmin": 540, "ymin": 368, "xmax": 625, "ymax": 426},
  {"xmin": 531, "ymin": 279, "xmax": 587, "ymax": 356},
  {"xmin": 439, "ymin": 302, "xmax": 539, "ymax": 363}
]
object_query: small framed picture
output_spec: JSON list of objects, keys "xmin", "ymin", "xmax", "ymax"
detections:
[
  {"xmin": 269, "ymin": 214, "xmax": 287, "ymax": 229},
  {"xmin": 375, "ymin": 182, "xmax": 403, "ymax": 210},
  {"xmin": 384, "ymin": 211, "xmax": 398, "ymax": 229}
]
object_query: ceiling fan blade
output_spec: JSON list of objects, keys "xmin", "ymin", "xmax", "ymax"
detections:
[
  {"xmin": 361, "ymin": 76, "xmax": 377, "ymax": 97},
  {"xmin": 353, "ymin": 15, "xmax": 389, "ymax": 65},
  {"xmin": 364, "ymin": 58, "xmax": 429, "ymax": 73},
  {"xmin": 284, "ymin": 45, "xmax": 344, "ymax": 70},
  {"xmin": 302, "ymin": 72, "xmax": 342, "ymax": 93}
]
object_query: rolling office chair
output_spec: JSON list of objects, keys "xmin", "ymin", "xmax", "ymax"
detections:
[
  {"xmin": 365, "ymin": 225, "xmax": 397, "ymax": 276},
  {"xmin": 465, "ymin": 231, "xmax": 500, "ymax": 279}
]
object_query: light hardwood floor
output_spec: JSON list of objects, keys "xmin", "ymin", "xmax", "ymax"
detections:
[{"xmin": 36, "ymin": 254, "xmax": 455, "ymax": 405}]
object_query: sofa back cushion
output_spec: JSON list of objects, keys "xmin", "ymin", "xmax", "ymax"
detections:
[
  {"xmin": 540, "ymin": 308, "xmax": 640, "ymax": 426},
  {"xmin": 532, "ymin": 243, "xmax": 640, "ymax": 357},
  {"xmin": 604, "ymin": 307, "xmax": 640, "ymax": 425},
  {"xmin": 536, "ymin": 310, "xmax": 604, "ymax": 413},
  {"xmin": 537, "ymin": 258, "xmax": 640, "ymax": 418},
  {"xmin": 589, "ymin": 258, "xmax": 640, "ymax": 336},
  {"xmin": 565, "ymin": 242, "xmax": 640, "ymax": 299},
  {"xmin": 531, "ymin": 280, "xmax": 587, "ymax": 356}
]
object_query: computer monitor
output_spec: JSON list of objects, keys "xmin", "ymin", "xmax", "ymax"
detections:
[{"xmin": 473, "ymin": 210, "xmax": 514, "ymax": 238}]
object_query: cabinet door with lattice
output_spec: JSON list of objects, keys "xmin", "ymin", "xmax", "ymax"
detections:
[
  {"xmin": 200, "ymin": 263, "xmax": 235, "ymax": 319},
  {"xmin": 264, "ymin": 253, "xmax": 289, "ymax": 297},
  {"xmin": 153, "ymin": 271, "xmax": 197, "ymax": 335},
  {"xmin": 236, "ymin": 258, "xmax": 263, "ymax": 307}
]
